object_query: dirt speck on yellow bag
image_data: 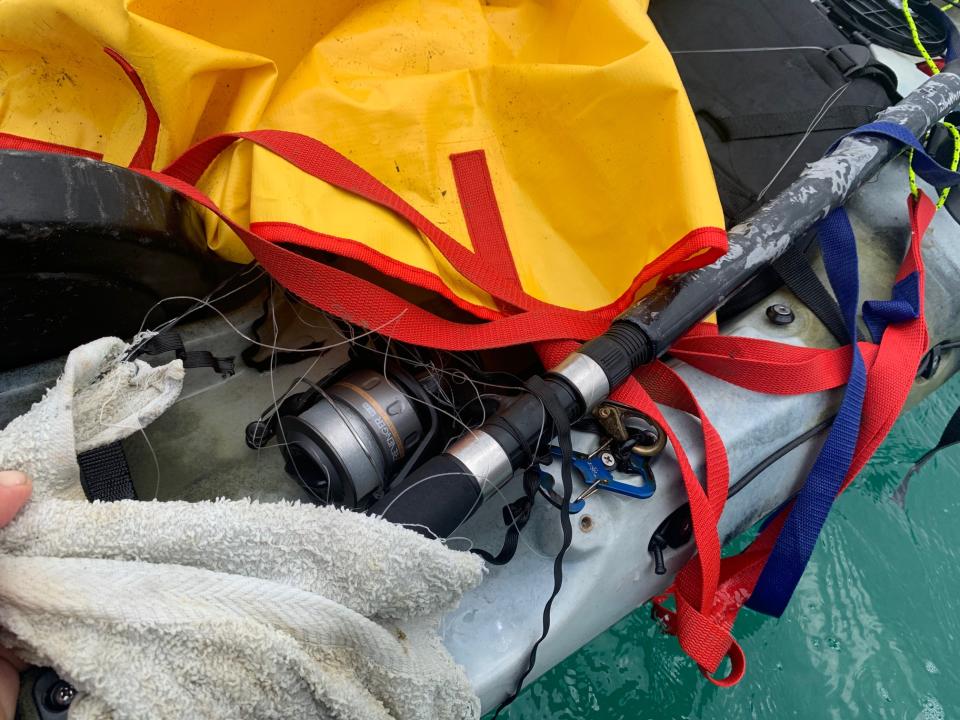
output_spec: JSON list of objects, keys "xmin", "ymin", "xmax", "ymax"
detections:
[{"xmin": 0, "ymin": 0, "xmax": 725, "ymax": 315}]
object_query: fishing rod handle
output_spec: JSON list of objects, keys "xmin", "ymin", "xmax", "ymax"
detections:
[
  {"xmin": 369, "ymin": 357, "xmax": 602, "ymax": 537},
  {"xmin": 370, "ymin": 452, "xmax": 489, "ymax": 538}
]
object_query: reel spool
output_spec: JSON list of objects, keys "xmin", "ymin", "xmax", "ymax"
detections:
[{"xmin": 277, "ymin": 368, "xmax": 427, "ymax": 508}]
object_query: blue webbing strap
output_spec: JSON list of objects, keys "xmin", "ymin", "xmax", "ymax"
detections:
[
  {"xmin": 837, "ymin": 121, "xmax": 960, "ymax": 187},
  {"xmin": 747, "ymin": 206, "xmax": 867, "ymax": 617},
  {"xmin": 746, "ymin": 121, "xmax": 946, "ymax": 616}
]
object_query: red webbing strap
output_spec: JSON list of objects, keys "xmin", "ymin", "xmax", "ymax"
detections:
[
  {"xmin": 672, "ymin": 337, "xmax": 882, "ymax": 394},
  {"xmin": 248, "ymin": 220, "xmax": 504, "ymax": 322},
  {"xmin": 161, "ymin": 130, "xmax": 547, "ymax": 312},
  {"xmin": 842, "ymin": 192, "xmax": 931, "ymax": 488},
  {"xmin": 621, "ymin": 363, "xmax": 738, "ymax": 682},
  {"xmin": 160, "ymin": 129, "xmax": 727, "ymax": 317},
  {"xmin": 252, "ymin": 217, "xmax": 726, "ymax": 325},
  {"xmin": 0, "ymin": 133, "xmax": 102, "ymax": 160},
  {"xmin": 663, "ymin": 193, "xmax": 934, "ymax": 676},
  {"xmin": 151, "ymin": 123, "xmax": 728, "ymax": 347},
  {"xmin": 449, "ymin": 150, "xmax": 523, "ymax": 313},
  {"xmin": 140, "ymin": 169, "xmax": 616, "ymax": 348},
  {"xmin": 538, "ymin": 340, "xmax": 735, "ymax": 681},
  {"xmin": 104, "ymin": 48, "xmax": 159, "ymax": 170}
]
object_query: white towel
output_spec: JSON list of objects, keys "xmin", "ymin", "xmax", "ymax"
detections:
[{"xmin": 0, "ymin": 338, "xmax": 484, "ymax": 720}]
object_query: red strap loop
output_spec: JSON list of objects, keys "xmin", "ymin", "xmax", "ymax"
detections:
[
  {"xmin": 104, "ymin": 48, "xmax": 159, "ymax": 170},
  {"xmin": 138, "ymin": 170, "xmax": 615, "ymax": 349},
  {"xmin": 658, "ymin": 193, "xmax": 934, "ymax": 679},
  {"xmin": 541, "ymin": 340, "xmax": 733, "ymax": 673},
  {"xmin": 701, "ymin": 638, "xmax": 746, "ymax": 688}
]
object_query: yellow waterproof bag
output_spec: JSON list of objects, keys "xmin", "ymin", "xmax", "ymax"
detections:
[{"xmin": 0, "ymin": 0, "xmax": 726, "ymax": 348}]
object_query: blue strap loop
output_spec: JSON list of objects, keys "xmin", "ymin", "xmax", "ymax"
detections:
[{"xmin": 863, "ymin": 271, "xmax": 921, "ymax": 343}]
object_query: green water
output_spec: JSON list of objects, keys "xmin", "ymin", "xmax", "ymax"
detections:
[{"xmin": 499, "ymin": 374, "xmax": 960, "ymax": 720}]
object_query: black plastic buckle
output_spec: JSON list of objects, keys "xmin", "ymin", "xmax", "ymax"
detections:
[{"xmin": 826, "ymin": 44, "xmax": 873, "ymax": 77}]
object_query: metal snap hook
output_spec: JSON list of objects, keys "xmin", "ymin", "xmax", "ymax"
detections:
[{"xmin": 593, "ymin": 402, "xmax": 667, "ymax": 457}]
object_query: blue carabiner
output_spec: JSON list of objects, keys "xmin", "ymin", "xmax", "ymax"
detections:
[{"xmin": 546, "ymin": 446, "xmax": 656, "ymax": 507}]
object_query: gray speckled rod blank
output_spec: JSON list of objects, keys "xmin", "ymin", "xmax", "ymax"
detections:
[{"xmin": 619, "ymin": 68, "xmax": 960, "ymax": 355}]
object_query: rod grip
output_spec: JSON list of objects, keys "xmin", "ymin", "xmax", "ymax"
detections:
[{"xmin": 368, "ymin": 454, "xmax": 483, "ymax": 538}]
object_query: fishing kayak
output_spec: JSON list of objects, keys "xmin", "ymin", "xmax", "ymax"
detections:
[
  {"xmin": 2, "ymin": 1, "xmax": 960, "ymax": 718},
  {"xmin": 2, "ymin": 153, "xmax": 958, "ymax": 716}
]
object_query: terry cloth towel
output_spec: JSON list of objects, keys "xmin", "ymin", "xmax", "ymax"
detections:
[{"xmin": 0, "ymin": 338, "xmax": 484, "ymax": 720}]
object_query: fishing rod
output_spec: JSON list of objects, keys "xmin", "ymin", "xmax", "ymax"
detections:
[{"xmin": 368, "ymin": 62, "xmax": 960, "ymax": 538}]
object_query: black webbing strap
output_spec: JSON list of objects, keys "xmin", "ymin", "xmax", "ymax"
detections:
[
  {"xmin": 136, "ymin": 330, "xmax": 235, "ymax": 375},
  {"xmin": 77, "ymin": 441, "xmax": 137, "ymax": 501},
  {"xmin": 772, "ymin": 243, "xmax": 858, "ymax": 346},
  {"xmin": 893, "ymin": 406, "xmax": 960, "ymax": 506},
  {"xmin": 81, "ymin": 331, "xmax": 233, "ymax": 502},
  {"xmin": 492, "ymin": 377, "xmax": 574, "ymax": 717}
]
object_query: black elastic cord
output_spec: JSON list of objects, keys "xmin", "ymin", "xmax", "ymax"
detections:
[
  {"xmin": 492, "ymin": 376, "xmax": 574, "ymax": 717},
  {"xmin": 727, "ymin": 417, "xmax": 836, "ymax": 499},
  {"xmin": 472, "ymin": 469, "xmax": 540, "ymax": 566},
  {"xmin": 893, "ymin": 405, "xmax": 960, "ymax": 506}
]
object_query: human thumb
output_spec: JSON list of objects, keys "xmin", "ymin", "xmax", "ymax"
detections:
[{"xmin": 0, "ymin": 472, "xmax": 32, "ymax": 527}]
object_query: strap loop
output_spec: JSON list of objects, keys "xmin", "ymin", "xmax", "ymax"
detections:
[{"xmin": 700, "ymin": 639, "xmax": 746, "ymax": 688}]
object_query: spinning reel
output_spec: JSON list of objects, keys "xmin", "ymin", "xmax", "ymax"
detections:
[{"xmin": 245, "ymin": 344, "xmax": 512, "ymax": 509}]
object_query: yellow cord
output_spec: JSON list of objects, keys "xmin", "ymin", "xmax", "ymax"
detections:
[
  {"xmin": 932, "ymin": 5, "xmax": 960, "ymax": 208},
  {"xmin": 901, "ymin": 1, "xmax": 959, "ymax": 207},
  {"xmin": 908, "ymin": 148, "xmax": 920, "ymax": 198},
  {"xmin": 903, "ymin": 0, "xmax": 942, "ymax": 74},
  {"xmin": 937, "ymin": 120, "xmax": 960, "ymax": 207}
]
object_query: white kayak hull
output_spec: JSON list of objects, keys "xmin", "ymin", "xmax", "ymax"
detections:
[{"xmin": 1, "ymin": 161, "xmax": 957, "ymax": 716}]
